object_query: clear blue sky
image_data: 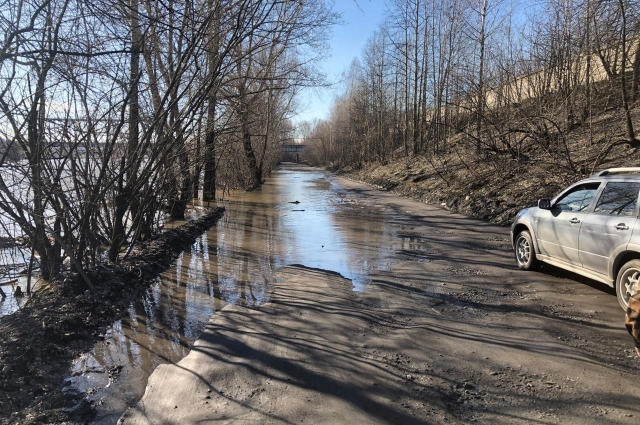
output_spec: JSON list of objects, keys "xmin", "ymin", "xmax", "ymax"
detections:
[{"xmin": 294, "ymin": 0, "xmax": 387, "ymax": 125}]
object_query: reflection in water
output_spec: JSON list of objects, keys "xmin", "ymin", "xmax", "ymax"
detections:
[
  {"xmin": 65, "ymin": 165, "xmax": 402, "ymax": 424},
  {"xmin": 220, "ymin": 168, "xmax": 400, "ymax": 292},
  {"xmin": 0, "ymin": 246, "xmax": 36, "ymax": 316},
  {"xmin": 0, "ymin": 280, "xmax": 31, "ymax": 317}
]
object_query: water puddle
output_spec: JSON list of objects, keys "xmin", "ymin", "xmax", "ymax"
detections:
[
  {"xmin": 52, "ymin": 164, "xmax": 416, "ymax": 423},
  {"xmin": 65, "ymin": 233, "xmax": 271, "ymax": 424}
]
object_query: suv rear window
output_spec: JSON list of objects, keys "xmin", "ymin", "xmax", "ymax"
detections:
[{"xmin": 594, "ymin": 182, "xmax": 640, "ymax": 216}]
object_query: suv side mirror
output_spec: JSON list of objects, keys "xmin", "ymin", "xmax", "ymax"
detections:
[{"xmin": 538, "ymin": 199, "xmax": 551, "ymax": 210}]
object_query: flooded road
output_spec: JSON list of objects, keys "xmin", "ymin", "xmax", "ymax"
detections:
[
  {"xmin": 121, "ymin": 165, "xmax": 640, "ymax": 425},
  {"xmin": 3, "ymin": 163, "xmax": 637, "ymax": 424},
  {"xmin": 70, "ymin": 164, "xmax": 406, "ymax": 424}
]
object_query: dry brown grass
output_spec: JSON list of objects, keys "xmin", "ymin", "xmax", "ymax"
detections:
[{"xmin": 344, "ymin": 101, "xmax": 640, "ymax": 226}]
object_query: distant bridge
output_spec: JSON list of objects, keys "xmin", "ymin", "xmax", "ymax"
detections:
[
  {"xmin": 281, "ymin": 144, "xmax": 306, "ymax": 153},
  {"xmin": 281, "ymin": 143, "xmax": 307, "ymax": 162}
]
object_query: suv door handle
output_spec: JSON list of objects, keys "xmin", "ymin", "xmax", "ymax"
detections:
[
  {"xmin": 569, "ymin": 218, "xmax": 580, "ymax": 224},
  {"xmin": 615, "ymin": 223, "xmax": 629, "ymax": 230}
]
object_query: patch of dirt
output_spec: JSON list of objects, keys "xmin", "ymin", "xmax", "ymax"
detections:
[{"xmin": 0, "ymin": 207, "xmax": 225, "ymax": 425}]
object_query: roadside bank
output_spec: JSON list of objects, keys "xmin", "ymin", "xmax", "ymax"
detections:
[
  {"xmin": 0, "ymin": 207, "xmax": 225, "ymax": 425},
  {"xmin": 340, "ymin": 157, "xmax": 575, "ymax": 226}
]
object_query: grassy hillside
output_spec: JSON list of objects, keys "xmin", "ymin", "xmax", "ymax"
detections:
[{"xmin": 341, "ymin": 98, "xmax": 640, "ymax": 226}]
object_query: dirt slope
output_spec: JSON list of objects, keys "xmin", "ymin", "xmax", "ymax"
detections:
[{"xmin": 340, "ymin": 106, "xmax": 640, "ymax": 226}]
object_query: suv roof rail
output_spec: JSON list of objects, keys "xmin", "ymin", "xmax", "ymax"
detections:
[{"xmin": 592, "ymin": 167, "xmax": 640, "ymax": 177}]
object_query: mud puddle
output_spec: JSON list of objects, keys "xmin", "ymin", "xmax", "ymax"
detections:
[{"xmin": 63, "ymin": 164, "xmax": 416, "ymax": 423}]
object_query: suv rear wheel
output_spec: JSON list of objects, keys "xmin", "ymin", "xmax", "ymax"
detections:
[
  {"xmin": 616, "ymin": 260, "xmax": 640, "ymax": 311},
  {"xmin": 515, "ymin": 230, "xmax": 538, "ymax": 270}
]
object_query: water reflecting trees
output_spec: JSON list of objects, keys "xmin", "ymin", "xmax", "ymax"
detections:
[{"xmin": 0, "ymin": 0, "xmax": 337, "ymax": 282}]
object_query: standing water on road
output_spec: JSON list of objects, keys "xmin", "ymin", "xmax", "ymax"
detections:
[{"xmin": 62, "ymin": 164, "xmax": 406, "ymax": 424}]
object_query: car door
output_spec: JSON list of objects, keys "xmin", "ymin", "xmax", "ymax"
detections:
[
  {"xmin": 579, "ymin": 182, "xmax": 640, "ymax": 274},
  {"xmin": 535, "ymin": 182, "xmax": 600, "ymax": 265}
]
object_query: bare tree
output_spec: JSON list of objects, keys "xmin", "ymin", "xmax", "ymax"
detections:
[{"xmin": 0, "ymin": 0, "xmax": 339, "ymax": 285}]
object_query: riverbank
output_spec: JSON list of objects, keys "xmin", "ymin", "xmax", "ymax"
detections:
[{"xmin": 0, "ymin": 207, "xmax": 225, "ymax": 425}]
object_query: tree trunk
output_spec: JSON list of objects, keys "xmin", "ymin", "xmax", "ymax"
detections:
[
  {"xmin": 192, "ymin": 117, "xmax": 202, "ymax": 199},
  {"xmin": 242, "ymin": 99, "xmax": 261, "ymax": 189},
  {"xmin": 632, "ymin": 37, "xmax": 640, "ymax": 102},
  {"xmin": 110, "ymin": 0, "xmax": 141, "ymax": 261},
  {"xmin": 618, "ymin": 0, "xmax": 637, "ymax": 144},
  {"xmin": 202, "ymin": 0, "xmax": 219, "ymax": 201},
  {"xmin": 476, "ymin": 0, "xmax": 488, "ymax": 154},
  {"xmin": 412, "ymin": 0, "xmax": 420, "ymax": 155},
  {"xmin": 404, "ymin": 10, "xmax": 410, "ymax": 157},
  {"xmin": 202, "ymin": 97, "xmax": 217, "ymax": 200}
]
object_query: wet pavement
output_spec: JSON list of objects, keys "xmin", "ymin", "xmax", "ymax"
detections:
[{"xmin": 65, "ymin": 164, "xmax": 408, "ymax": 424}]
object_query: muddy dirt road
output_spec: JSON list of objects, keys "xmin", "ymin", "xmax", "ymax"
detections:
[{"xmin": 121, "ymin": 164, "xmax": 639, "ymax": 424}]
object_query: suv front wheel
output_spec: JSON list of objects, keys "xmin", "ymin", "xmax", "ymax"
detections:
[
  {"xmin": 616, "ymin": 259, "xmax": 640, "ymax": 310},
  {"xmin": 515, "ymin": 230, "xmax": 538, "ymax": 270}
]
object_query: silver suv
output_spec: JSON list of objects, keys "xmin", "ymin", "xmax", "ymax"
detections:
[{"xmin": 511, "ymin": 168, "xmax": 640, "ymax": 310}]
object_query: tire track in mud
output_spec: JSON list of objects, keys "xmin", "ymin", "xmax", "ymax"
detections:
[{"xmin": 359, "ymin": 225, "xmax": 638, "ymax": 424}]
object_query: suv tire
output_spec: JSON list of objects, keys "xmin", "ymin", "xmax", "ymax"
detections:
[
  {"xmin": 616, "ymin": 259, "xmax": 640, "ymax": 311},
  {"xmin": 515, "ymin": 230, "xmax": 538, "ymax": 270}
]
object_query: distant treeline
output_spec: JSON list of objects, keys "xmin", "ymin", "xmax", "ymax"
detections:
[{"xmin": 301, "ymin": 0, "xmax": 640, "ymax": 170}]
